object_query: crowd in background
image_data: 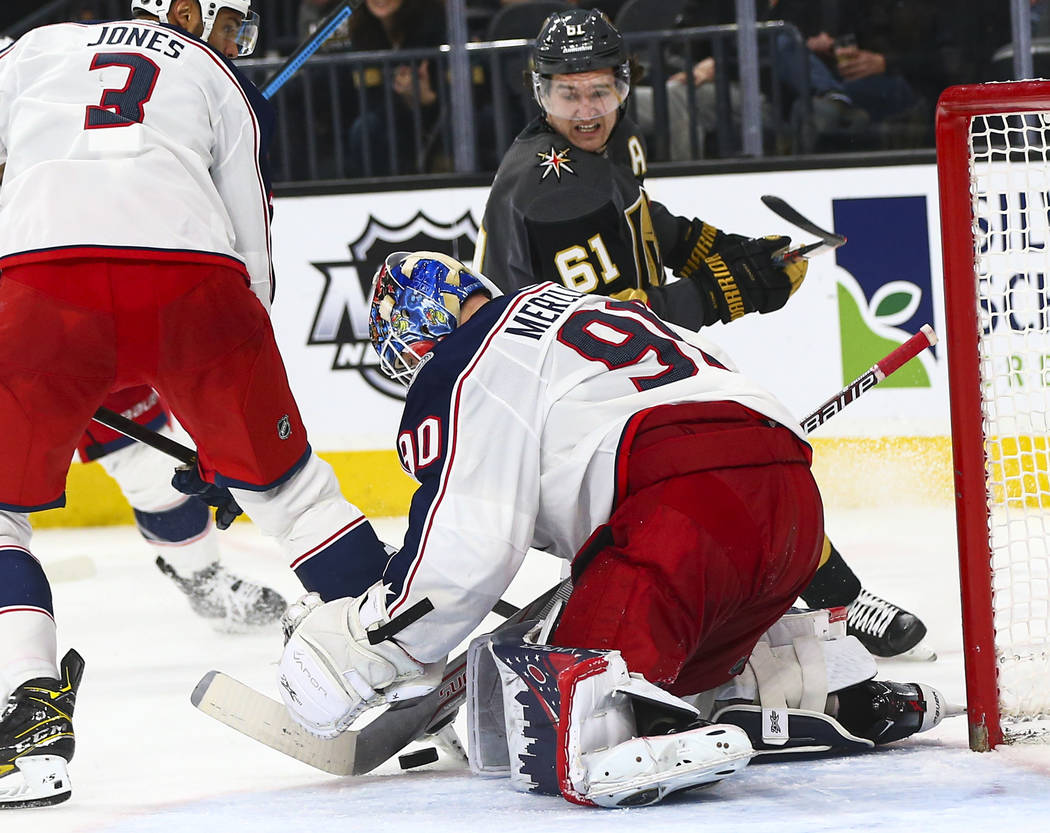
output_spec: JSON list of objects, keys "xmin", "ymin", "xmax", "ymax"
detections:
[{"xmin": 0, "ymin": 1, "xmax": 1040, "ymax": 182}]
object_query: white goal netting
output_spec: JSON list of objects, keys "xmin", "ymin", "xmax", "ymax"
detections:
[{"xmin": 970, "ymin": 112, "xmax": 1050, "ymax": 739}]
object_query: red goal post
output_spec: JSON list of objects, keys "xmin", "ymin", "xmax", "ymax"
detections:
[{"xmin": 937, "ymin": 81, "xmax": 1050, "ymax": 752}]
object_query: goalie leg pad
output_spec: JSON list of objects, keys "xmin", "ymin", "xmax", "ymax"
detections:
[
  {"xmin": 711, "ymin": 704, "xmax": 874, "ymax": 760},
  {"xmin": 713, "ymin": 635, "xmax": 877, "ymax": 721},
  {"xmin": 484, "ymin": 633, "xmax": 753, "ymax": 808},
  {"xmin": 558, "ymin": 657, "xmax": 753, "ymax": 807}
]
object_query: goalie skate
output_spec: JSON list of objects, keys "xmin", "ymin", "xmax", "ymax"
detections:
[
  {"xmin": 156, "ymin": 556, "xmax": 286, "ymax": 633},
  {"xmin": 0, "ymin": 650, "xmax": 85, "ymax": 809}
]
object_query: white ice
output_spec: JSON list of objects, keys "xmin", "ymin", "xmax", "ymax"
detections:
[{"xmin": 8, "ymin": 506, "xmax": 1050, "ymax": 833}]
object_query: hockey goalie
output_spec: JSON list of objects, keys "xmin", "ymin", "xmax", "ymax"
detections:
[{"xmin": 276, "ymin": 252, "xmax": 959, "ymax": 808}]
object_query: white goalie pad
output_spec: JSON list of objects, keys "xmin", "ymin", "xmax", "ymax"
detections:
[
  {"xmin": 762, "ymin": 606, "xmax": 848, "ymax": 646},
  {"xmin": 466, "ymin": 630, "xmax": 512, "ymax": 775},
  {"xmin": 707, "ymin": 607, "xmax": 877, "ymax": 750},
  {"xmin": 556, "ymin": 655, "xmax": 753, "ymax": 807},
  {"xmin": 468, "ymin": 628, "xmax": 753, "ymax": 807}
]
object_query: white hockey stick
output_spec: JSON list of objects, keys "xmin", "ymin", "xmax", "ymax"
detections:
[
  {"xmin": 43, "ymin": 555, "xmax": 97, "ymax": 583},
  {"xmin": 191, "ymin": 580, "xmax": 572, "ymax": 776}
]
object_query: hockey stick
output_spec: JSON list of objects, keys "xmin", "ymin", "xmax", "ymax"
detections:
[
  {"xmin": 761, "ymin": 195, "xmax": 847, "ymax": 251},
  {"xmin": 799, "ymin": 325, "xmax": 938, "ymax": 434},
  {"xmin": 191, "ymin": 579, "xmax": 573, "ymax": 776},
  {"xmin": 260, "ymin": 0, "xmax": 363, "ymax": 100},
  {"xmin": 91, "ymin": 406, "xmax": 197, "ymax": 466}
]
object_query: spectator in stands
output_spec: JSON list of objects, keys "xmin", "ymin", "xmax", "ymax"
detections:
[
  {"xmin": 342, "ymin": 0, "xmax": 447, "ymax": 177},
  {"xmin": 630, "ymin": 0, "xmax": 765, "ymax": 160},
  {"xmin": 768, "ymin": 0, "xmax": 956, "ymax": 149}
]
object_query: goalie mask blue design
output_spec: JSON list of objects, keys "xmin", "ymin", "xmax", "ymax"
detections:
[{"xmin": 368, "ymin": 251, "xmax": 498, "ymax": 387}]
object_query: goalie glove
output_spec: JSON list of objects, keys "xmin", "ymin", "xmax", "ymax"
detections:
[
  {"xmin": 171, "ymin": 463, "xmax": 243, "ymax": 530},
  {"xmin": 680, "ymin": 234, "xmax": 808, "ymax": 326},
  {"xmin": 277, "ymin": 583, "xmax": 446, "ymax": 738}
]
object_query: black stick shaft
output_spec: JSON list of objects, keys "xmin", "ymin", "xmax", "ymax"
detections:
[{"xmin": 91, "ymin": 407, "xmax": 196, "ymax": 466}]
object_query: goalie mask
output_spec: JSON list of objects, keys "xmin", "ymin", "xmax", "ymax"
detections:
[
  {"xmin": 530, "ymin": 9, "xmax": 630, "ymax": 122},
  {"xmin": 368, "ymin": 252, "xmax": 500, "ymax": 387}
]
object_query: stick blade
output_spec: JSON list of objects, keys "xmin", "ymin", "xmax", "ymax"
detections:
[
  {"xmin": 760, "ymin": 194, "xmax": 847, "ymax": 247},
  {"xmin": 191, "ymin": 671, "xmax": 358, "ymax": 776}
]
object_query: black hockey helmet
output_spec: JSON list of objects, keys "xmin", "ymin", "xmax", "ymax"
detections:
[
  {"xmin": 531, "ymin": 9, "xmax": 631, "ymax": 121},
  {"xmin": 531, "ymin": 8, "xmax": 627, "ymax": 77}
]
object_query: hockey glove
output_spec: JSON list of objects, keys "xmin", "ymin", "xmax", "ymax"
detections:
[
  {"xmin": 171, "ymin": 463, "xmax": 243, "ymax": 530},
  {"xmin": 277, "ymin": 583, "xmax": 446, "ymax": 738},
  {"xmin": 688, "ymin": 235, "xmax": 808, "ymax": 326},
  {"xmin": 664, "ymin": 218, "xmax": 747, "ymax": 277}
]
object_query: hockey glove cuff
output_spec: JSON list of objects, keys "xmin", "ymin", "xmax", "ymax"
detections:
[
  {"xmin": 663, "ymin": 218, "xmax": 746, "ymax": 277},
  {"xmin": 689, "ymin": 235, "xmax": 808, "ymax": 325},
  {"xmin": 171, "ymin": 464, "xmax": 243, "ymax": 530},
  {"xmin": 277, "ymin": 584, "xmax": 445, "ymax": 738}
]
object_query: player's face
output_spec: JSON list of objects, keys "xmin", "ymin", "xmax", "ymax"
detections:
[
  {"xmin": 542, "ymin": 70, "xmax": 624, "ymax": 153},
  {"xmin": 366, "ymin": 0, "xmax": 403, "ymax": 20},
  {"xmin": 209, "ymin": 8, "xmax": 246, "ymax": 59}
]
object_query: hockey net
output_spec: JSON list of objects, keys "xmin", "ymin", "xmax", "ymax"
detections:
[{"xmin": 937, "ymin": 81, "xmax": 1050, "ymax": 751}]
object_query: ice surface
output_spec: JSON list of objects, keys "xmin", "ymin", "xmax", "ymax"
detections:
[{"xmin": 7, "ymin": 507, "xmax": 1050, "ymax": 833}]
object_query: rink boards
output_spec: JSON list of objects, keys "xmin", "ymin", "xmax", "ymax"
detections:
[{"xmin": 38, "ymin": 161, "xmax": 980, "ymax": 527}]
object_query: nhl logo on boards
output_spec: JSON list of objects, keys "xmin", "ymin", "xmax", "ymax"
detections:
[{"xmin": 277, "ymin": 415, "xmax": 292, "ymax": 440}]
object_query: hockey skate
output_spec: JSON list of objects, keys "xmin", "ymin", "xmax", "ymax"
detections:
[
  {"xmin": 846, "ymin": 588, "xmax": 935, "ymax": 661},
  {"xmin": 0, "ymin": 650, "xmax": 85, "ymax": 809},
  {"xmin": 833, "ymin": 679, "xmax": 963, "ymax": 745},
  {"xmin": 156, "ymin": 556, "xmax": 286, "ymax": 633}
]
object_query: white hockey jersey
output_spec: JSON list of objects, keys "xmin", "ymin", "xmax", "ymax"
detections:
[
  {"xmin": 382, "ymin": 283, "xmax": 808, "ymax": 663},
  {"xmin": 0, "ymin": 22, "xmax": 272, "ymax": 307}
]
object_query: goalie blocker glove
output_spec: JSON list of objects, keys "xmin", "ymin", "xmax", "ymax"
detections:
[
  {"xmin": 665, "ymin": 220, "xmax": 808, "ymax": 326},
  {"xmin": 277, "ymin": 583, "xmax": 446, "ymax": 738}
]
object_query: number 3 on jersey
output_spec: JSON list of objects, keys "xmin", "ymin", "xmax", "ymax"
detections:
[{"xmin": 85, "ymin": 52, "xmax": 160, "ymax": 129}]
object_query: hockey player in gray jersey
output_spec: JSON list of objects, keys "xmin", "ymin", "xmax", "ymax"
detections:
[
  {"xmin": 475, "ymin": 8, "xmax": 930, "ymax": 661},
  {"xmin": 274, "ymin": 252, "xmax": 958, "ymax": 808}
]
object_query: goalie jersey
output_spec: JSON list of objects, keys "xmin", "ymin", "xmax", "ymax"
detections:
[
  {"xmin": 0, "ymin": 21, "xmax": 274, "ymax": 307},
  {"xmin": 381, "ymin": 283, "xmax": 808, "ymax": 664},
  {"xmin": 474, "ymin": 114, "xmax": 712, "ymax": 328}
]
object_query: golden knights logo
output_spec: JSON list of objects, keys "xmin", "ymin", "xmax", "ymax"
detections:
[{"xmin": 307, "ymin": 211, "xmax": 479, "ymax": 399}]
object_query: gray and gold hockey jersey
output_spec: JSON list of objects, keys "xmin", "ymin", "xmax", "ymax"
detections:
[{"xmin": 474, "ymin": 115, "xmax": 712, "ymax": 328}]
